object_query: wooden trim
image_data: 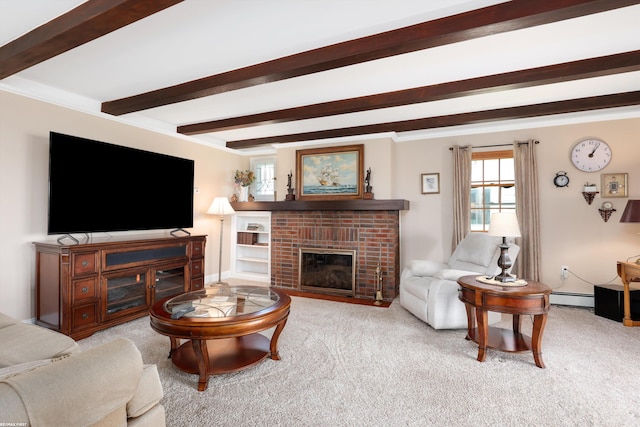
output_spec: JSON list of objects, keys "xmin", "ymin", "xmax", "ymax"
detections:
[
  {"xmin": 472, "ymin": 150, "xmax": 514, "ymax": 160},
  {"xmin": 101, "ymin": 0, "xmax": 637, "ymax": 115},
  {"xmin": 280, "ymin": 289, "xmax": 392, "ymax": 308},
  {"xmin": 179, "ymin": 50, "xmax": 640, "ymax": 135},
  {"xmin": 230, "ymin": 200, "xmax": 410, "ymax": 211},
  {"xmin": 226, "ymin": 91, "xmax": 640, "ymax": 149},
  {"xmin": 0, "ymin": 0, "xmax": 183, "ymax": 80}
]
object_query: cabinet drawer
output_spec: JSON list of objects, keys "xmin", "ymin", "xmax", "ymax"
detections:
[
  {"xmin": 73, "ymin": 278, "xmax": 98, "ymax": 302},
  {"xmin": 192, "ymin": 240, "xmax": 204, "ymax": 258},
  {"xmin": 191, "ymin": 276, "xmax": 204, "ymax": 290},
  {"xmin": 72, "ymin": 252, "xmax": 98, "ymax": 276},
  {"xmin": 72, "ymin": 303, "xmax": 98, "ymax": 328},
  {"xmin": 191, "ymin": 259, "xmax": 203, "ymax": 277}
]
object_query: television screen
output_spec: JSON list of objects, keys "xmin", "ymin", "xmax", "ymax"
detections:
[{"xmin": 48, "ymin": 132, "xmax": 194, "ymax": 235}]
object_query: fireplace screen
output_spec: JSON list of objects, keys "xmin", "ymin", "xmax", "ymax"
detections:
[{"xmin": 299, "ymin": 249, "xmax": 356, "ymax": 297}]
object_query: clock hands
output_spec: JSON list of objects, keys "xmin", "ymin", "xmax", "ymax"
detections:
[{"xmin": 588, "ymin": 142, "xmax": 600, "ymax": 158}]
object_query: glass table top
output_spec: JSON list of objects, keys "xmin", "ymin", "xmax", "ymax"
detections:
[{"xmin": 163, "ymin": 286, "xmax": 280, "ymax": 319}]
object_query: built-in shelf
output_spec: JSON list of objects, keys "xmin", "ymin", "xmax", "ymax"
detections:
[
  {"xmin": 231, "ymin": 199, "xmax": 409, "ymax": 212},
  {"xmin": 231, "ymin": 211, "xmax": 271, "ymax": 282}
]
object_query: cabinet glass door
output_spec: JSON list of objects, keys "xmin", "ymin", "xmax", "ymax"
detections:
[
  {"xmin": 104, "ymin": 270, "xmax": 148, "ymax": 319},
  {"xmin": 154, "ymin": 265, "xmax": 187, "ymax": 301}
]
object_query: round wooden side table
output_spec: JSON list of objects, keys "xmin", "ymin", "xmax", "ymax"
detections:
[{"xmin": 457, "ymin": 275, "xmax": 551, "ymax": 368}]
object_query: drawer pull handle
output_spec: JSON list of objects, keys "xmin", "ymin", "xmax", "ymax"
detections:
[
  {"xmin": 82, "ymin": 260, "xmax": 89, "ymax": 267},
  {"xmin": 81, "ymin": 313, "xmax": 89, "ymax": 319},
  {"xmin": 81, "ymin": 287, "xmax": 89, "ymax": 293}
]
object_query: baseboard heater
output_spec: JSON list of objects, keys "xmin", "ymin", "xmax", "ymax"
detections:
[{"xmin": 550, "ymin": 291, "xmax": 594, "ymax": 308}]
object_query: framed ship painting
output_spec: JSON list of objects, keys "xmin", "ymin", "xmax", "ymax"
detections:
[{"xmin": 296, "ymin": 145, "xmax": 364, "ymax": 200}]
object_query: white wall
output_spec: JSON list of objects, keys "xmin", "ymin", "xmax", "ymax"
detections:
[
  {"xmin": 272, "ymin": 118, "xmax": 640, "ymax": 297},
  {"xmin": 0, "ymin": 91, "xmax": 248, "ymax": 320},
  {"xmin": 2, "ymin": 88, "xmax": 639, "ymax": 320},
  {"xmin": 393, "ymin": 118, "xmax": 640, "ymax": 294},
  {"xmin": 272, "ymin": 138, "xmax": 394, "ymax": 200}
]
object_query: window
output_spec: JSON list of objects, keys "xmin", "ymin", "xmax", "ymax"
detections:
[
  {"xmin": 470, "ymin": 150, "xmax": 515, "ymax": 232},
  {"xmin": 250, "ymin": 156, "xmax": 276, "ymax": 201}
]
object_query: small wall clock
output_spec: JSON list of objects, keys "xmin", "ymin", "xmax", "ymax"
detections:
[
  {"xmin": 570, "ymin": 138, "xmax": 612, "ymax": 172},
  {"xmin": 553, "ymin": 171, "xmax": 569, "ymax": 188}
]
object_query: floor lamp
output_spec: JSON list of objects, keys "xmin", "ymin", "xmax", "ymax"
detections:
[
  {"xmin": 207, "ymin": 197, "xmax": 235, "ymax": 285},
  {"xmin": 487, "ymin": 212, "xmax": 521, "ymax": 282}
]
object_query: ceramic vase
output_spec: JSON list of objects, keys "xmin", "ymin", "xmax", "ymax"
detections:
[{"xmin": 239, "ymin": 186, "xmax": 249, "ymax": 202}]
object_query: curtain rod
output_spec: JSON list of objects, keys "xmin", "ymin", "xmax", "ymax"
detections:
[{"xmin": 449, "ymin": 140, "xmax": 539, "ymax": 150}]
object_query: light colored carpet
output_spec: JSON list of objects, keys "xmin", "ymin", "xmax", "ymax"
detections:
[{"xmin": 79, "ymin": 295, "xmax": 640, "ymax": 427}]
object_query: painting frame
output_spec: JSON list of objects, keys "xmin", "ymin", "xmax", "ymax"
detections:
[
  {"xmin": 296, "ymin": 144, "xmax": 364, "ymax": 200},
  {"xmin": 601, "ymin": 173, "xmax": 628, "ymax": 198},
  {"xmin": 421, "ymin": 173, "xmax": 440, "ymax": 194}
]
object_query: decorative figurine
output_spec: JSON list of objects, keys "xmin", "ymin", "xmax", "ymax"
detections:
[
  {"xmin": 364, "ymin": 167, "xmax": 374, "ymax": 199},
  {"xmin": 285, "ymin": 170, "xmax": 295, "ymax": 201}
]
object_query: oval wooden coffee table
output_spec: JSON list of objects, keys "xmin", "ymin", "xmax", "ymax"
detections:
[
  {"xmin": 149, "ymin": 286, "xmax": 291, "ymax": 391},
  {"xmin": 457, "ymin": 275, "xmax": 551, "ymax": 368}
]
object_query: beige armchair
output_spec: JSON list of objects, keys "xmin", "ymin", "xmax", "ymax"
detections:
[{"xmin": 400, "ymin": 233, "xmax": 520, "ymax": 329}]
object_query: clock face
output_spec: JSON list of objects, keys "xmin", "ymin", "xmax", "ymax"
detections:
[
  {"xmin": 571, "ymin": 139, "xmax": 611, "ymax": 172},
  {"xmin": 553, "ymin": 172, "xmax": 569, "ymax": 187}
]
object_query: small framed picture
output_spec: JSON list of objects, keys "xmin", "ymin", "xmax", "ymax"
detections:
[
  {"xmin": 601, "ymin": 173, "xmax": 628, "ymax": 198},
  {"xmin": 421, "ymin": 173, "xmax": 440, "ymax": 194}
]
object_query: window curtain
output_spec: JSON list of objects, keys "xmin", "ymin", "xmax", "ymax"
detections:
[
  {"xmin": 513, "ymin": 140, "xmax": 541, "ymax": 281},
  {"xmin": 452, "ymin": 145, "xmax": 472, "ymax": 248}
]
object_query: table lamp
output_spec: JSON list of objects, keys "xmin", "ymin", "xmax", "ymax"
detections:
[
  {"xmin": 620, "ymin": 200, "xmax": 640, "ymax": 264},
  {"xmin": 487, "ymin": 212, "xmax": 521, "ymax": 282},
  {"xmin": 207, "ymin": 197, "xmax": 235, "ymax": 284}
]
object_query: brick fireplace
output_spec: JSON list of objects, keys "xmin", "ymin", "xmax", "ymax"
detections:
[{"xmin": 231, "ymin": 200, "xmax": 409, "ymax": 302}]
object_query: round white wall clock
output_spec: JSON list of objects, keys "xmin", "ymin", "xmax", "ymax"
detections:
[{"xmin": 570, "ymin": 138, "xmax": 611, "ymax": 172}]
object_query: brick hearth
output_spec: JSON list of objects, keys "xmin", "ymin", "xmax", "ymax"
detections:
[{"xmin": 270, "ymin": 210, "xmax": 400, "ymax": 301}]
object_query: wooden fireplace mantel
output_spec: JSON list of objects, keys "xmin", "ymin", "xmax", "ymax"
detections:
[{"xmin": 231, "ymin": 199, "xmax": 409, "ymax": 212}]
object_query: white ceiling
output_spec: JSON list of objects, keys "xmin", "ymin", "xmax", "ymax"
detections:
[{"xmin": 1, "ymin": 0, "xmax": 639, "ymax": 154}]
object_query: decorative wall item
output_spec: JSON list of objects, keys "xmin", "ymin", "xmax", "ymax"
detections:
[
  {"xmin": 553, "ymin": 171, "xmax": 569, "ymax": 188},
  {"xmin": 601, "ymin": 173, "xmax": 628, "ymax": 197},
  {"xmin": 421, "ymin": 173, "xmax": 440, "ymax": 194},
  {"xmin": 598, "ymin": 205, "xmax": 616, "ymax": 222},
  {"xmin": 296, "ymin": 145, "xmax": 364, "ymax": 200},
  {"xmin": 582, "ymin": 191, "xmax": 598, "ymax": 205}
]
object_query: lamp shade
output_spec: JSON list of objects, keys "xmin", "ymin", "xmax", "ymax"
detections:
[
  {"xmin": 206, "ymin": 197, "xmax": 235, "ymax": 216},
  {"xmin": 487, "ymin": 212, "xmax": 521, "ymax": 237},
  {"xmin": 620, "ymin": 200, "xmax": 640, "ymax": 223}
]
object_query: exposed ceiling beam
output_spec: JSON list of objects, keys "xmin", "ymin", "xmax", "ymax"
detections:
[
  {"xmin": 0, "ymin": 0, "xmax": 183, "ymax": 80},
  {"xmin": 225, "ymin": 91, "xmax": 640, "ymax": 149},
  {"xmin": 101, "ymin": 0, "xmax": 638, "ymax": 116},
  {"xmin": 179, "ymin": 50, "xmax": 640, "ymax": 135}
]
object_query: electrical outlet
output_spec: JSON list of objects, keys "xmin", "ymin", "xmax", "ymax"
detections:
[{"xmin": 561, "ymin": 265, "xmax": 569, "ymax": 279}]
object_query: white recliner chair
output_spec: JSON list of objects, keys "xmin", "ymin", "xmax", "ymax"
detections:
[{"xmin": 400, "ymin": 233, "xmax": 520, "ymax": 329}]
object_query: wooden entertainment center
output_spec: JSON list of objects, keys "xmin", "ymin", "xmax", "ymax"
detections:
[{"xmin": 34, "ymin": 234, "xmax": 206, "ymax": 339}]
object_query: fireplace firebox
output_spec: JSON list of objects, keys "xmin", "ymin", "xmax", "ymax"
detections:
[{"xmin": 299, "ymin": 249, "xmax": 356, "ymax": 297}]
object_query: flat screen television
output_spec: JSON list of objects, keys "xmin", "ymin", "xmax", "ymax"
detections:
[{"xmin": 48, "ymin": 132, "xmax": 194, "ymax": 235}]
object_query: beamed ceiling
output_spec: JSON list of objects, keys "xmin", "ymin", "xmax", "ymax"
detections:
[{"xmin": 1, "ymin": 0, "xmax": 639, "ymax": 154}]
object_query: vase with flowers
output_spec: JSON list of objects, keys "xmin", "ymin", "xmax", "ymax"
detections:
[{"xmin": 234, "ymin": 170, "xmax": 255, "ymax": 202}]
